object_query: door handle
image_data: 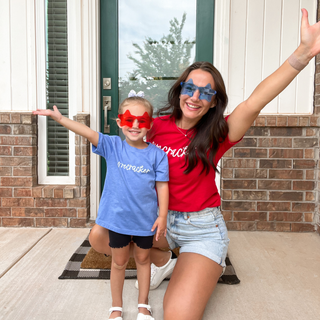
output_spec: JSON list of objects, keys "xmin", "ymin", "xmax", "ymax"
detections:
[{"xmin": 103, "ymin": 96, "xmax": 111, "ymax": 133}]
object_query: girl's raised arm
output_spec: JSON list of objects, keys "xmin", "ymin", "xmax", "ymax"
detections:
[
  {"xmin": 33, "ymin": 105, "xmax": 99, "ymax": 147},
  {"xmin": 227, "ymin": 8, "xmax": 320, "ymax": 142}
]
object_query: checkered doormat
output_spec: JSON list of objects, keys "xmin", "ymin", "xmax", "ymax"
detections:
[{"xmin": 59, "ymin": 236, "xmax": 240, "ymax": 285}]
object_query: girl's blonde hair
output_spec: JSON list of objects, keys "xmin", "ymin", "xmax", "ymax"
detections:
[{"xmin": 118, "ymin": 97, "xmax": 154, "ymax": 116}]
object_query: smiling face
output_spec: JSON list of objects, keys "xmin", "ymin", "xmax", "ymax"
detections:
[
  {"xmin": 116, "ymin": 103, "xmax": 153, "ymax": 148},
  {"xmin": 179, "ymin": 69, "xmax": 216, "ymax": 127}
]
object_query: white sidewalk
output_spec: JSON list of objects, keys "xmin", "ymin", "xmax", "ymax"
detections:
[{"xmin": 0, "ymin": 228, "xmax": 319, "ymax": 320}]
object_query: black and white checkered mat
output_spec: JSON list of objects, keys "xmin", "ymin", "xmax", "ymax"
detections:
[{"xmin": 59, "ymin": 236, "xmax": 240, "ymax": 285}]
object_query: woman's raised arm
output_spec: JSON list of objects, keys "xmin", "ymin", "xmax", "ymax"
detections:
[{"xmin": 227, "ymin": 8, "xmax": 320, "ymax": 142}]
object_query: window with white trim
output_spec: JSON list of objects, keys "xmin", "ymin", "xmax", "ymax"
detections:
[{"xmin": 36, "ymin": 0, "xmax": 75, "ymax": 184}]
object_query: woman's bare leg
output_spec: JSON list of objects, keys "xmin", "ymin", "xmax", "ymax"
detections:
[
  {"xmin": 150, "ymin": 234, "xmax": 171, "ymax": 266},
  {"xmin": 163, "ymin": 252, "xmax": 222, "ymax": 320}
]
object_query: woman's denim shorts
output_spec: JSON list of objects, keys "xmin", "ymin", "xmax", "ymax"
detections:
[{"xmin": 165, "ymin": 207, "xmax": 229, "ymax": 267}]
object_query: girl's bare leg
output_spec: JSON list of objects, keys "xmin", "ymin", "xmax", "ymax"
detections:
[
  {"xmin": 163, "ymin": 252, "xmax": 222, "ymax": 320},
  {"xmin": 89, "ymin": 224, "xmax": 134, "ymax": 257},
  {"xmin": 109, "ymin": 244, "xmax": 131, "ymax": 319},
  {"xmin": 133, "ymin": 244, "xmax": 152, "ymax": 316}
]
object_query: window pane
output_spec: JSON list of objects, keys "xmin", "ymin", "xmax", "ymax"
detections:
[
  {"xmin": 46, "ymin": 0, "xmax": 69, "ymax": 176},
  {"xmin": 118, "ymin": 0, "xmax": 196, "ymax": 114}
]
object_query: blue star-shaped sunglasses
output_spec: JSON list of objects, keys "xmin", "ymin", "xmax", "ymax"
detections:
[{"xmin": 180, "ymin": 79, "xmax": 217, "ymax": 102}]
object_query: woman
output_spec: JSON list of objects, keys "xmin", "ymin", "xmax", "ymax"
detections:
[{"xmin": 90, "ymin": 9, "xmax": 320, "ymax": 320}]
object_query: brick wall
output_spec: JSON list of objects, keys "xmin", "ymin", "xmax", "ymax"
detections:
[
  {"xmin": 0, "ymin": 113, "xmax": 91, "ymax": 227},
  {"xmin": 221, "ymin": 115, "xmax": 320, "ymax": 233}
]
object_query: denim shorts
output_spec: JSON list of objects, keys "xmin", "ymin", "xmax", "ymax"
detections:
[{"xmin": 165, "ymin": 207, "xmax": 230, "ymax": 267}]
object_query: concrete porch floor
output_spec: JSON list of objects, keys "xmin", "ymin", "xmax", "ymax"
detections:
[{"xmin": 0, "ymin": 228, "xmax": 319, "ymax": 320}]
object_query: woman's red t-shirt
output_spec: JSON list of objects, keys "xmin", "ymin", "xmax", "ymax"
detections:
[{"xmin": 147, "ymin": 115, "xmax": 240, "ymax": 212}]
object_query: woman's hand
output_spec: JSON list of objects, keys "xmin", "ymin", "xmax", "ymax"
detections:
[
  {"xmin": 151, "ymin": 216, "xmax": 167, "ymax": 241},
  {"xmin": 32, "ymin": 105, "xmax": 63, "ymax": 122},
  {"xmin": 298, "ymin": 8, "xmax": 320, "ymax": 63}
]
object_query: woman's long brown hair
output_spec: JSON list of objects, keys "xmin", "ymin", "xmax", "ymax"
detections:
[{"xmin": 158, "ymin": 61, "xmax": 229, "ymax": 174}]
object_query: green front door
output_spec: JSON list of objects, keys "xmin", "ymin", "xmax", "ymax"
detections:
[{"xmin": 100, "ymin": 0, "xmax": 214, "ymax": 191}]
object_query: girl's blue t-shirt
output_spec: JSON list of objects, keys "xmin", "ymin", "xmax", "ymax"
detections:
[{"xmin": 92, "ymin": 132, "xmax": 169, "ymax": 236}]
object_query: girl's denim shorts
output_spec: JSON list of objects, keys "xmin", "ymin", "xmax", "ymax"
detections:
[{"xmin": 165, "ymin": 207, "xmax": 229, "ymax": 267}]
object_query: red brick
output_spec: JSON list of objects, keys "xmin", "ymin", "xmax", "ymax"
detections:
[
  {"xmin": 222, "ymin": 201, "xmax": 256, "ymax": 211},
  {"xmin": 288, "ymin": 117, "xmax": 298, "ymax": 126},
  {"xmin": 11, "ymin": 114, "xmax": 21, "ymax": 123},
  {"xmin": 69, "ymin": 198, "xmax": 88, "ymax": 207},
  {"xmin": 223, "ymin": 159, "xmax": 257, "ymax": 168},
  {"xmin": 0, "ymin": 157, "xmax": 33, "ymax": 166},
  {"xmin": 255, "ymin": 117, "xmax": 266, "ymax": 126},
  {"xmin": 224, "ymin": 149, "xmax": 233, "ymax": 157},
  {"xmin": 14, "ymin": 188, "xmax": 32, "ymax": 197},
  {"xmin": 260, "ymin": 160, "xmax": 292, "ymax": 169},
  {"xmin": 0, "ymin": 114, "xmax": 10, "ymax": 123},
  {"xmin": 275, "ymin": 223, "xmax": 291, "ymax": 232},
  {"xmin": 223, "ymin": 180, "xmax": 256, "ymax": 189},
  {"xmin": 306, "ymin": 170, "xmax": 315, "ymax": 179},
  {"xmin": 13, "ymin": 124, "xmax": 36, "ymax": 135},
  {"xmin": 293, "ymin": 160, "xmax": 316, "ymax": 169},
  {"xmin": 226, "ymin": 221, "xmax": 256, "ymax": 231},
  {"xmin": 269, "ymin": 149, "xmax": 303, "ymax": 159},
  {"xmin": 0, "ymin": 146, "xmax": 12, "ymax": 155},
  {"xmin": 2, "ymin": 197, "xmax": 34, "ymax": 207},
  {"xmin": 36, "ymin": 218, "xmax": 68, "ymax": 227},
  {"xmin": 0, "ymin": 208, "xmax": 11, "ymax": 217},
  {"xmin": 257, "ymin": 202, "xmax": 290, "ymax": 211},
  {"xmin": 70, "ymin": 219, "xmax": 87, "ymax": 228},
  {"xmin": 292, "ymin": 181, "xmax": 314, "ymax": 190},
  {"xmin": 0, "ymin": 125, "xmax": 11, "ymax": 134},
  {"xmin": 53, "ymin": 188, "xmax": 64, "ymax": 198},
  {"xmin": 276, "ymin": 117, "xmax": 288, "ymax": 126},
  {"xmin": 234, "ymin": 148, "xmax": 267, "ymax": 158},
  {"xmin": 270, "ymin": 128, "xmax": 302, "ymax": 136},
  {"xmin": 258, "ymin": 180, "xmax": 291, "ymax": 190},
  {"xmin": 24, "ymin": 208, "xmax": 44, "ymax": 217},
  {"xmin": 1, "ymin": 177, "xmax": 33, "ymax": 187},
  {"xmin": 35, "ymin": 198, "xmax": 68, "ymax": 207},
  {"xmin": 293, "ymin": 138, "xmax": 318, "ymax": 148},
  {"xmin": 236, "ymin": 138, "xmax": 257, "ymax": 147},
  {"xmin": 12, "ymin": 208, "xmax": 26, "ymax": 216},
  {"xmin": 77, "ymin": 208, "xmax": 89, "ymax": 218},
  {"xmin": 299, "ymin": 117, "xmax": 309, "ymax": 126},
  {"xmin": 266, "ymin": 116, "xmax": 276, "ymax": 126},
  {"xmin": 43, "ymin": 186, "xmax": 54, "ymax": 198},
  {"xmin": 304, "ymin": 149, "xmax": 315, "ymax": 159},
  {"xmin": 234, "ymin": 211, "xmax": 267, "ymax": 221},
  {"xmin": 291, "ymin": 223, "xmax": 314, "ymax": 232},
  {"xmin": 0, "ymin": 167, "xmax": 12, "ymax": 176},
  {"xmin": 222, "ymin": 190, "xmax": 232, "ymax": 200},
  {"xmin": 233, "ymin": 191, "xmax": 267, "ymax": 200},
  {"xmin": 256, "ymin": 221, "xmax": 276, "ymax": 231},
  {"xmin": 2, "ymin": 218, "xmax": 34, "ymax": 227},
  {"xmin": 305, "ymin": 192, "xmax": 315, "ymax": 201},
  {"xmin": 221, "ymin": 169, "xmax": 233, "ymax": 178},
  {"xmin": 13, "ymin": 167, "xmax": 34, "ymax": 176},
  {"xmin": 269, "ymin": 170, "xmax": 303, "ymax": 179},
  {"xmin": 246, "ymin": 127, "xmax": 269, "ymax": 136},
  {"xmin": 222, "ymin": 211, "xmax": 232, "ymax": 221},
  {"xmin": 269, "ymin": 192, "xmax": 303, "ymax": 201},
  {"xmin": 258, "ymin": 138, "xmax": 292, "ymax": 148},
  {"xmin": 0, "ymin": 188, "xmax": 12, "ymax": 197},
  {"xmin": 269, "ymin": 212, "xmax": 303, "ymax": 222},
  {"xmin": 305, "ymin": 128, "xmax": 316, "ymax": 136},
  {"xmin": 45, "ymin": 208, "xmax": 77, "ymax": 217},
  {"xmin": 292, "ymin": 202, "xmax": 315, "ymax": 212},
  {"xmin": 13, "ymin": 146, "xmax": 36, "ymax": 156},
  {"xmin": 304, "ymin": 213, "xmax": 313, "ymax": 222}
]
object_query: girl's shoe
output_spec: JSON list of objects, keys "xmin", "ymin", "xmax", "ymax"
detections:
[
  {"xmin": 136, "ymin": 304, "xmax": 155, "ymax": 320},
  {"xmin": 108, "ymin": 307, "xmax": 123, "ymax": 320}
]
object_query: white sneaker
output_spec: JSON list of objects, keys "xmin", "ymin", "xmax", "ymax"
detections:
[{"xmin": 135, "ymin": 251, "xmax": 177, "ymax": 290}]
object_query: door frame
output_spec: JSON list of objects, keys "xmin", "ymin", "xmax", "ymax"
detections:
[{"xmin": 99, "ymin": 0, "xmax": 215, "ymax": 193}]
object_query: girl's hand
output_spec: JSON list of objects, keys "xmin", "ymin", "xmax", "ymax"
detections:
[
  {"xmin": 32, "ymin": 105, "xmax": 63, "ymax": 122},
  {"xmin": 151, "ymin": 216, "xmax": 167, "ymax": 241}
]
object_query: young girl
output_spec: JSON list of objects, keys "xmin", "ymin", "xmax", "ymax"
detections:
[{"xmin": 33, "ymin": 92, "xmax": 169, "ymax": 320}]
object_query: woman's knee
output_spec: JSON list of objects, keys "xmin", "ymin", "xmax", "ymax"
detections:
[{"xmin": 134, "ymin": 248, "xmax": 151, "ymax": 266}]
